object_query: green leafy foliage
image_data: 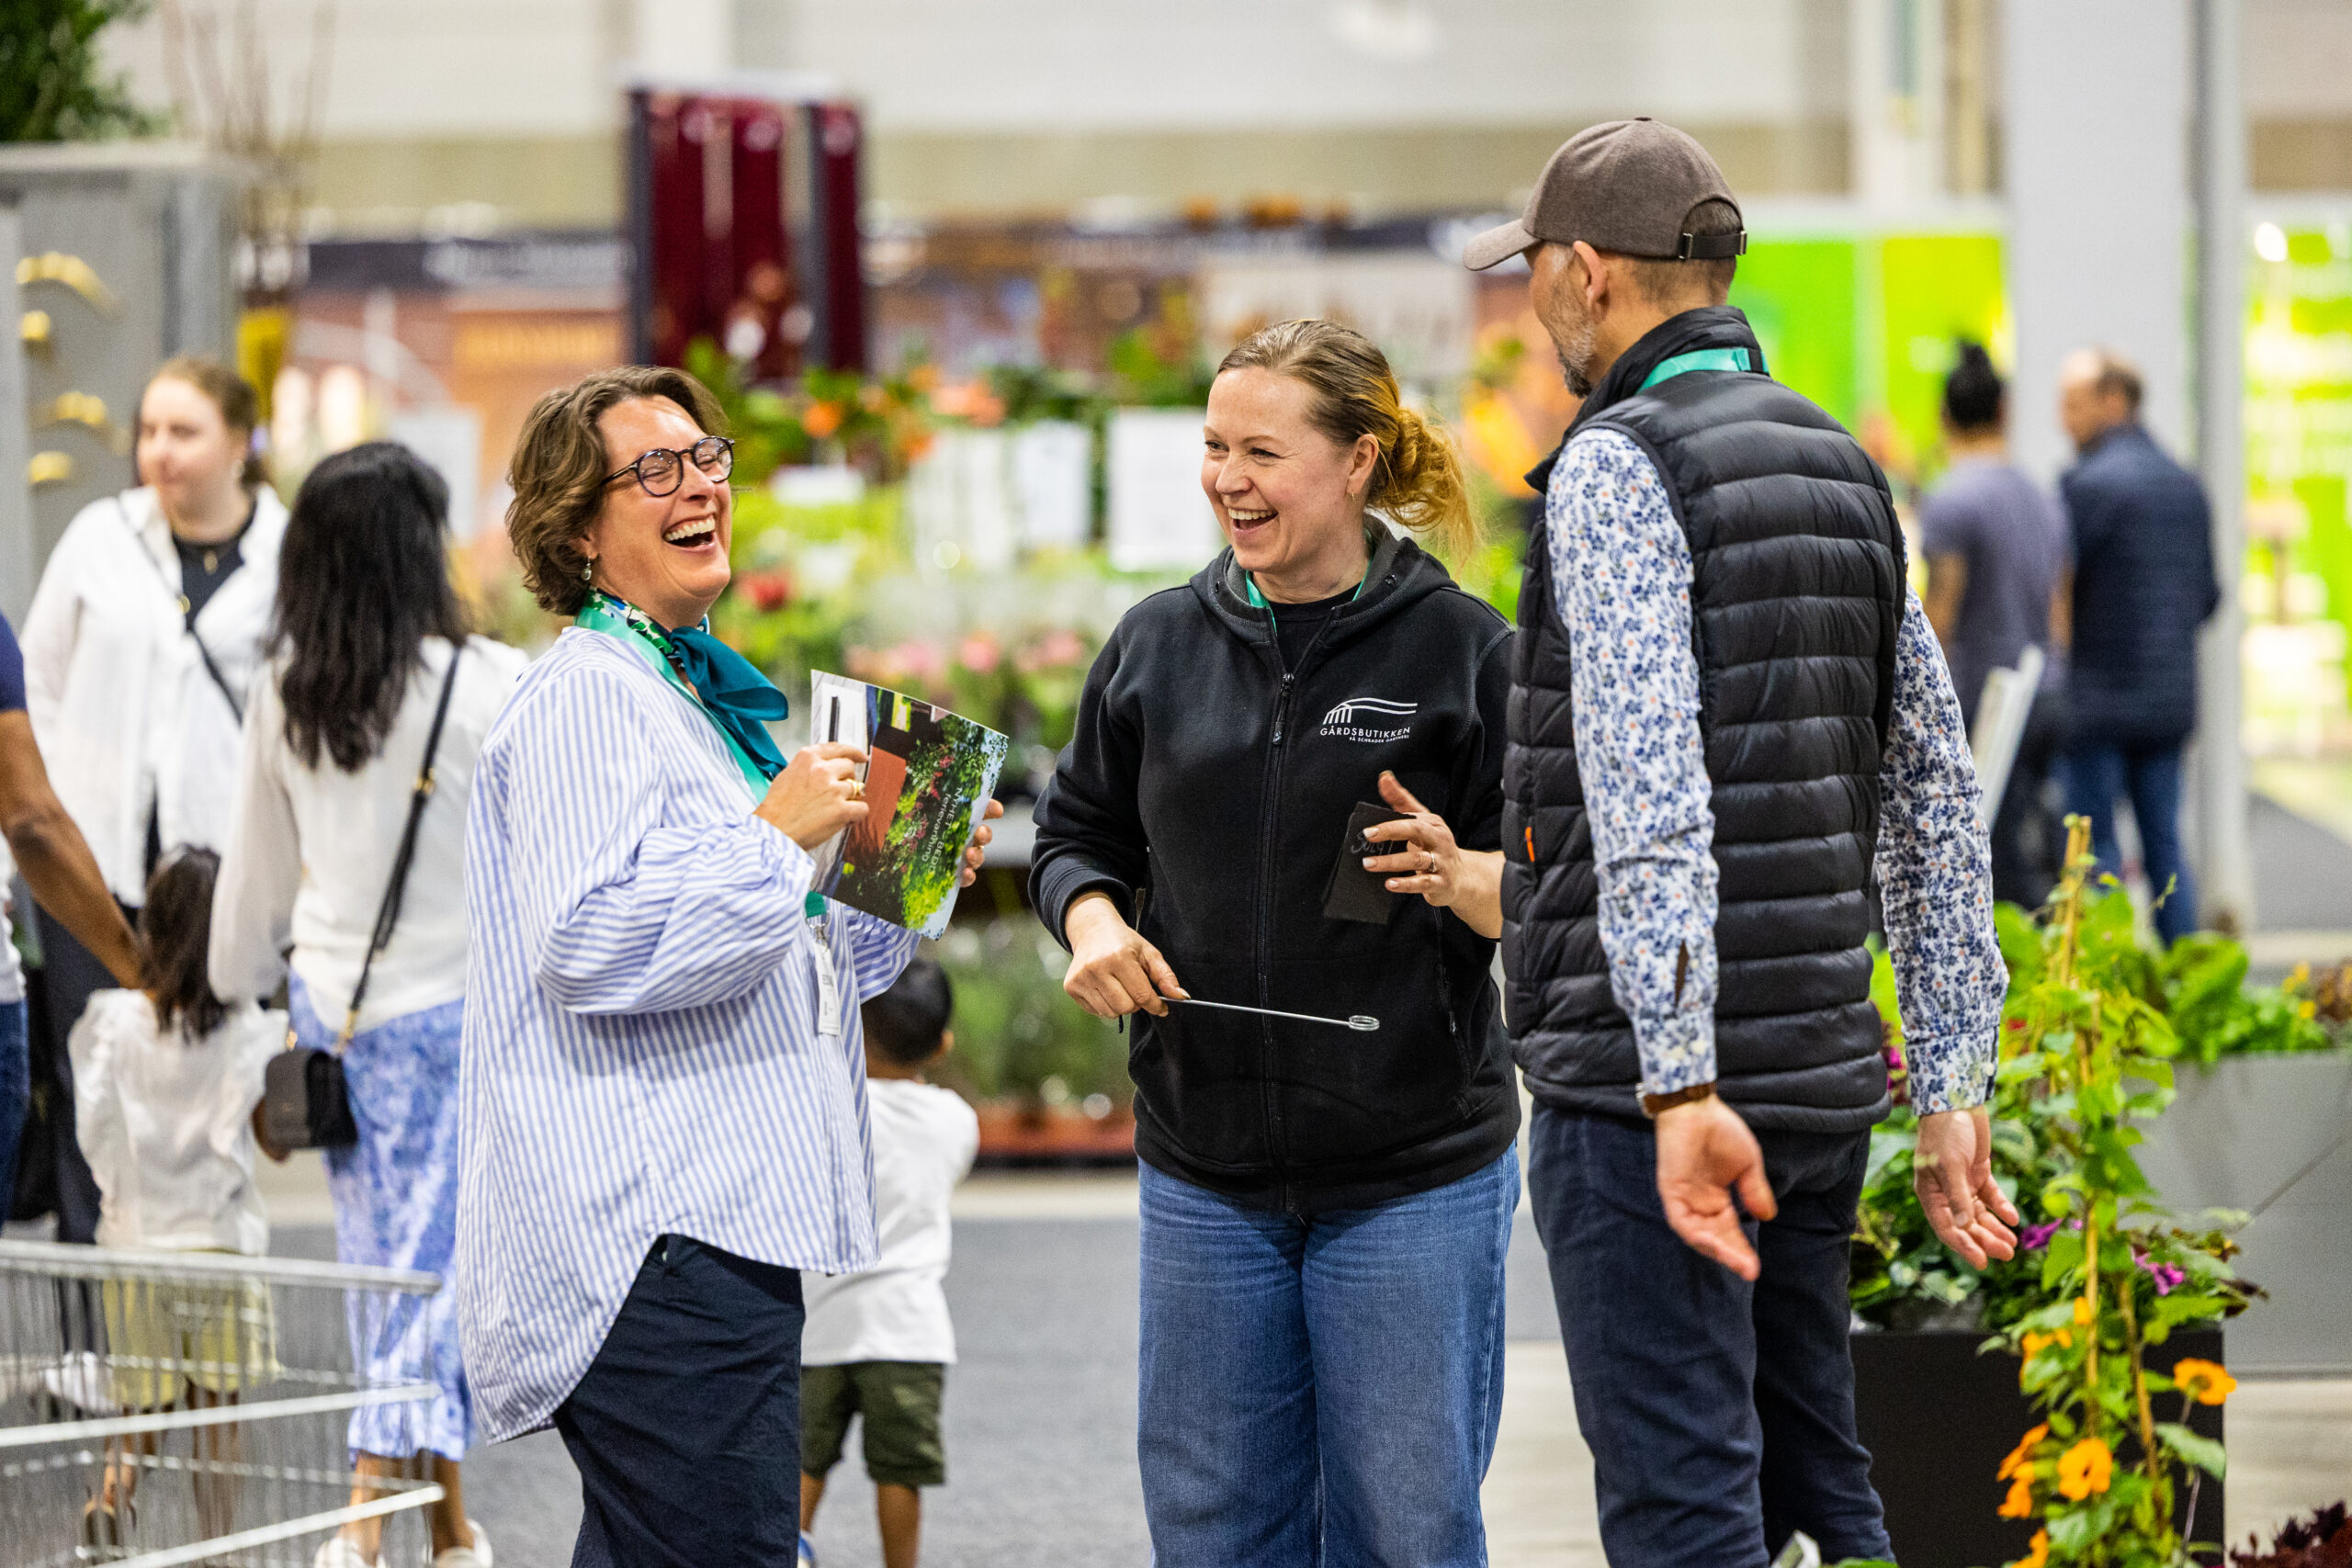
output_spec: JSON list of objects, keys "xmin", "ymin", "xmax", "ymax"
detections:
[
  {"xmin": 2160, "ymin": 935, "xmax": 2334, "ymax": 1067},
  {"xmin": 0, "ymin": 0, "xmax": 162, "ymax": 142}
]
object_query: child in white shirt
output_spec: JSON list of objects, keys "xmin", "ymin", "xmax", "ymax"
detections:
[
  {"xmin": 70, "ymin": 847, "xmax": 284, "ymax": 1546},
  {"xmin": 799, "ymin": 955, "xmax": 981, "ymax": 1568}
]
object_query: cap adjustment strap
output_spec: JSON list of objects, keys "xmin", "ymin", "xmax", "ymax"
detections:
[{"xmin": 1676, "ymin": 230, "xmax": 1748, "ymax": 261}]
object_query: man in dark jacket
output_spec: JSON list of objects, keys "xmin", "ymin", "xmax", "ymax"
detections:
[
  {"xmin": 2056, "ymin": 347, "xmax": 2220, "ymax": 945},
  {"xmin": 1465, "ymin": 118, "xmax": 2017, "ymax": 1566}
]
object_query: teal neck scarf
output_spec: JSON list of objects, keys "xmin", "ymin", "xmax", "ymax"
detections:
[{"xmin": 575, "ymin": 592, "xmax": 789, "ymax": 784}]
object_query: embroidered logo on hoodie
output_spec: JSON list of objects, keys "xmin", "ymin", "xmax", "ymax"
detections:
[{"xmin": 1320, "ymin": 697, "xmax": 1417, "ymax": 743}]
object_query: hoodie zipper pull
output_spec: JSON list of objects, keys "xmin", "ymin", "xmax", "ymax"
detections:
[{"xmin": 1272, "ymin": 672, "xmax": 1295, "ymax": 747}]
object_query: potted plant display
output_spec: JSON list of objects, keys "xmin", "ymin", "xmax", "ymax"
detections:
[{"xmin": 1850, "ymin": 824, "xmax": 2254, "ymax": 1567}]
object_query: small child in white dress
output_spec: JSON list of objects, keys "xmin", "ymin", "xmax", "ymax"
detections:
[{"xmin": 70, "ymin": 847, "xmax": 284, "ymax": 1547}]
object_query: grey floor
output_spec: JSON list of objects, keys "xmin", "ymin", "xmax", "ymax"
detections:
[
  {"xmin": 2250, "ymin": 792, "xmax": 2352, "ymax": 931},
  {"xmin": 273, "ymin": 1213, "xmax": 1566, "ymax": 1568}
]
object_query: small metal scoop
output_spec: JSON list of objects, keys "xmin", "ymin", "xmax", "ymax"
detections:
[{"xmin": 1170, "ymin": 997, "xmax": 1379, "ymax": 1032}]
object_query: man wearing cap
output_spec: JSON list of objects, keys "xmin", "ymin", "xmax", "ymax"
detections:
[{"xmin": 1471, "ymin": 118, "xmax": 2017, "ymax": 1563}]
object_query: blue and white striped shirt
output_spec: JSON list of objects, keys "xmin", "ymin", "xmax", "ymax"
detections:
[{"xmin": 455, "ymin": 627, "xmax": 918, "ymax": 1442}]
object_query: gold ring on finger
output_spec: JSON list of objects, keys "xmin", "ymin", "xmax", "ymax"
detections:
[{"xmin": 848, "ymin": 780, "xmax": 865, "ymax": 800}]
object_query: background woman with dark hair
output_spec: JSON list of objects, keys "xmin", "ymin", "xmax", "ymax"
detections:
[{"xmin": 210, "ymin": 442, "xmax": 525, "ymax": 1568}]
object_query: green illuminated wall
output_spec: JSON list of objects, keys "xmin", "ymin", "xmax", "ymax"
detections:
[
  {"xmin": 1730, "ymin": 240, "xmax": 1859, "ymax": 428},
  {"xmin": 2248, "ymin": 227, "xmax": 2352, "ymax": 694},
  {"xmin": 1730, "ymin": 230, "xmax": 2009, "ymax": 480},
  {"xmin": 1728, "ymin": 219, "xmax": 2352, "ymax": 726}
]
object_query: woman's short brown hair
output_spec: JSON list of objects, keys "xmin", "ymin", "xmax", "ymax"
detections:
[{"xmin": 505, "ymin": 366, "xmax": 729, "ymax": 615}]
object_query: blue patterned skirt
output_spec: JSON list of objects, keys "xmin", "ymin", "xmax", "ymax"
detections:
[{"xmin": 290, "ymin": 976, "xmax": 474, "ymax": 1461}]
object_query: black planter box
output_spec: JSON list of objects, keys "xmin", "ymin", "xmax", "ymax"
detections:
[{"xmin": 1850, "ymin": 1328, "xmax": 2224, "ymax": 1568}]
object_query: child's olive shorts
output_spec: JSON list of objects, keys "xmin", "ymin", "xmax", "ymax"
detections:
[{"xmin": 800, "ymin": 1360, "xmax": 948, "ymax": 1488}]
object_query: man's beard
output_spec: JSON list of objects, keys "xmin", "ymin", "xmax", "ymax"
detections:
[{"xmin": 1554, "ymin": 310, "xmax": 1599, "ymax": 397}]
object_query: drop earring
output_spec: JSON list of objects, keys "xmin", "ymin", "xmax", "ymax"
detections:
[{"xmin": 582, "ymin": 556, "xmax": 595, "ymax": 588}]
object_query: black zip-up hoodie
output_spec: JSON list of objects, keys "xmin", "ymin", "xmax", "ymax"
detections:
[{"xmin": 1030, "ymin": 531, "xmax": 1520, "ymax": 1213}]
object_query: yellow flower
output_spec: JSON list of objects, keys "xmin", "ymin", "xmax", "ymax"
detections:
[
  {"xmin": 2012, "ymin": 1528, "xmax": 2051, "ymax": 1568},
  {"xmin": 1998, "ymin": 1424, "xmax": 2050, "ymax": 1481},
  {"xmin": 2073, "ymin": 1295, "xmax": 2096, "ymax": 1326},
  {"xmin": 2057, "ymin": 1437, "xmax": 2113, "ymax": 1500},
  {"xmin": 1998, "ymin": 1474, "xmax": 2036, "ymax": 1518},
  {"xmin": 2020, "ymin": 1331, "xmax": 2047, "ymax": 1357},
  {"xmin": 2173, "ymin": 1358, "xmax": 2237, "ymax": 1405}
]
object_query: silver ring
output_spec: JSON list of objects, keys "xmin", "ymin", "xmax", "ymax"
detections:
[{"xmin": 1423, "ymin": 849, "xmax": 1437, "ymax": 874}]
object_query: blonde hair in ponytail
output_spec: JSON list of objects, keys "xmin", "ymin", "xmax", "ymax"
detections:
[{"xmin": 1216, "ymin": 319, "xmax": 1480, "ymax": 563}]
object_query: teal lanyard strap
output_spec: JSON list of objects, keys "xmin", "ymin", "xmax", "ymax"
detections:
[{"xmin": 1639, "ymin": 346, "xmax": 1763, "ymax": 391}]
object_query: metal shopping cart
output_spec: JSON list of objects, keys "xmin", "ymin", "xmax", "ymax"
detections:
[{"xmin": 0, "ymin": 1241, "xmax": 447, "ymax": 1568}]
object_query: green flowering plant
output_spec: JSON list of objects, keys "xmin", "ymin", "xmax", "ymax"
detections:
[
  {"xmin": 1983, "ymin": 820, "xmax": 2254, "ymax": 1568},
  {"xmin": 1852, "ymin": 873, "xmax": 2331, "ymax": 1334}
]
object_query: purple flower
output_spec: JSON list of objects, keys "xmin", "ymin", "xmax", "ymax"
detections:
[
  {"xmin": 2135, "ymin": 1251, "xmax": 2187, "ymax": 1296},
  {"xmin": 2020, "ymin": 1221, "xmax": 2062, "ymax": 1252}
]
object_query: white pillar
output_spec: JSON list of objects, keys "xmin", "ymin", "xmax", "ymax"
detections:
[
  {"xmin": 1851, "ymin": 0, "xmax": 1947, "ymax": 215},
  {"xmin": 2192, "ymin": 0, "xmax": 2254, "ymax": 929},
  {"xmin": 2003, "ymin": 0, "xmax": 2192, "ymax": 481},
  {"xmin": 632, "ymin": 0, "xmax": 733, "ymax": 81},
  {"xmin": 2007, "ymin": 0, "xmax": 2252, "ymax": 931}
]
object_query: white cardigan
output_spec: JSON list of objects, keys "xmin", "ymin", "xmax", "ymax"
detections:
[
  {"xmin": 22, "ymin": 486, "xmax": 289, "ymax": 905},
  {"xmin": 209, "ymin": 635, "xmax": 529, "ymax": 1035}
]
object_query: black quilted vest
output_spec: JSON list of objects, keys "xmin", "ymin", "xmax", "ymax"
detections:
[{"xmin": 1502, "ymin": 307, "xmax": 1905, "ymax": 1130}]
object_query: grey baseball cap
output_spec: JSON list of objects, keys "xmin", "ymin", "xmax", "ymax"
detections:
[{"xmin": 1463, "ymin": 118, "xmax": 1746, "ymax": 271}]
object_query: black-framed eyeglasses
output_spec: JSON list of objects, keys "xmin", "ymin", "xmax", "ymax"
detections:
[{"xmin": 605, "ymin": 435, "xmax": 735, "ymax": 497}]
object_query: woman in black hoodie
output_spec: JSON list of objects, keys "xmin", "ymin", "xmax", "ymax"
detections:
[{"xmin": 1032, "ymin": 319, "xmax": 1517, "ymax": 1565}]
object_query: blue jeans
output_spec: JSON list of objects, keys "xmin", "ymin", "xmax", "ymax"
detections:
[
  {"xmin": 0, "ymin": 998, "xmax": 26, "ymax": 1205},
  {"xmin": 1527, "ymin": 1108, "xmax": 1888, "ymax": 1568},
  {"xmin": 1137, "ymin": 1148, "xmax": 1518, "ymax": 1568},
  {"xmin": 2063, "ymin": 738, "xmax": 2195, "ymax": 943}
]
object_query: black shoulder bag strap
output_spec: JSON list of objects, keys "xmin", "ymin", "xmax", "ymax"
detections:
[
  {"xmin": 339, "ymin": 645, "xmax": 466, "ymax": 1044},
  {"xmin": 120, "ymin": 498, "xmax": 245, "ymax": 724}
]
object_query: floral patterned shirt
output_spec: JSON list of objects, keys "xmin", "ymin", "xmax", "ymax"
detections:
[{"xmin": 1547, "ymin": 426, "xmax": 2006, "ymax": 1115}]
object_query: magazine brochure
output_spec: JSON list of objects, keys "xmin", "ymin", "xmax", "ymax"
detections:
[{"xmin": 808, "ymin": 671, "xmax": 1010, "ymax": 938}]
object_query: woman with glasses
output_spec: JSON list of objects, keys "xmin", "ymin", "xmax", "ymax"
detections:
[
  {"xmin": 455, "ymin": 367, "xmax": 996, "ymax": 1566},
  {"xmin": 210, "ymin": 443, "xmax": 526, "ymax": 1568}
]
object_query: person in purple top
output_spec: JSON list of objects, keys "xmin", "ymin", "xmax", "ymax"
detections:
[{"xmin": 1919, "ymin": 341, "xmax": 2071, "ymax": 908}]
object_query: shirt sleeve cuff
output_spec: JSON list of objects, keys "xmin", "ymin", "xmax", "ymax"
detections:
[
  {"xmin": 1904, "ymin": 1025, "xmax": 1999, "ymax": 1114},
  {"xmin": 1635, "ymin": 1010, "xmax": 1718, "ymax": 1100}
]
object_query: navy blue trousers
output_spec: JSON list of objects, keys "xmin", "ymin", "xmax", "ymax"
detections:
[
  {"xmin": 555, "ymin": 1235, "xmax": 805, "ymax": 1568},
  {"xmin": 1526, "ymin": 1106, "xmax": 1891, "ymax": 1568}
]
